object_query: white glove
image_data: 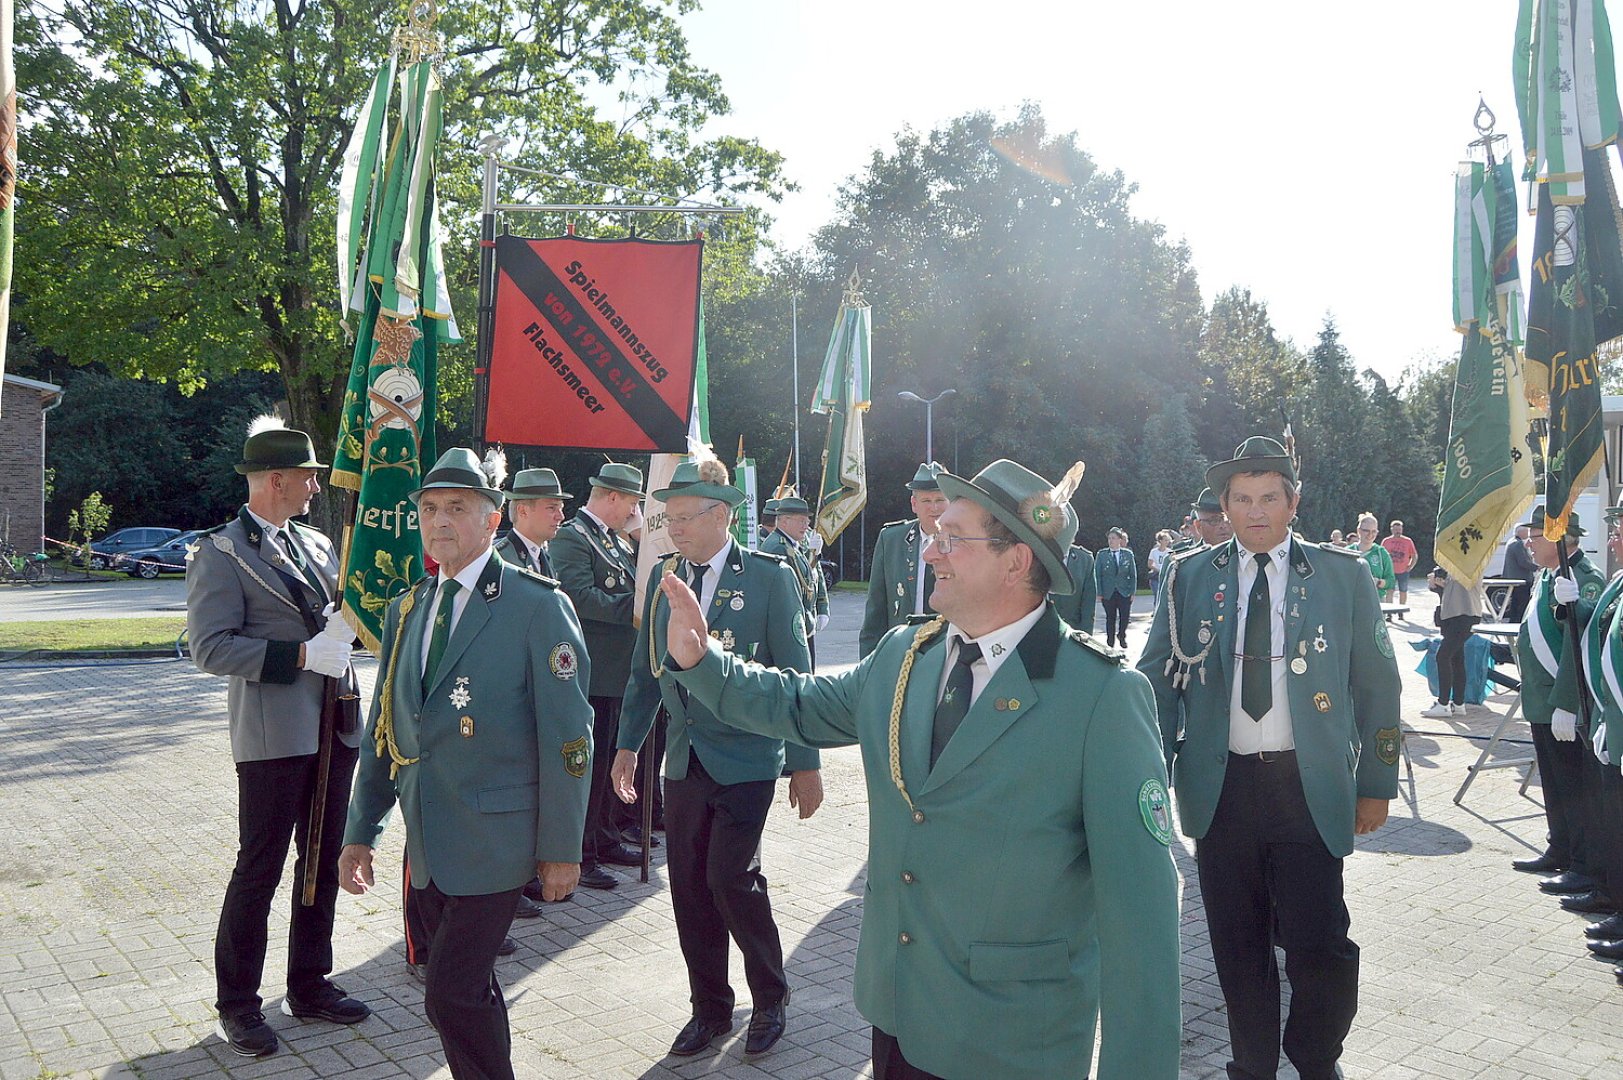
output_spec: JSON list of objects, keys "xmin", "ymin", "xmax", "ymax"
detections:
[
  {"xmin": 625, "ymin": 502, "xmax": 644, "ymax": 541},
  {"xmin": 806, "ymin": 530, "xmax": 825, "ymax": 554},
  {"xmin": 1552, "ymin": 708, "xmax": 1578, "ymax": 742},
  {"xmin": 1595, "ymin": 723, "xmax": 1612, "ymax": 766},
  {"xmin": 1552, "ymin": 575, "xmax": 1580, "ymax": 604},
  {"xmin": 815, "ymin": 613, "xmax": 830, "ymax": 634},
  {"xmin": 303, "ymin": 606, "xmax": 354, "ymax": 677}
]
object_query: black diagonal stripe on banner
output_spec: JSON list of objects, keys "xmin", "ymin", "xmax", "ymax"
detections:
[{"xmin": 496, "ymin": 235, "xmax": 690, "ymax": 448}]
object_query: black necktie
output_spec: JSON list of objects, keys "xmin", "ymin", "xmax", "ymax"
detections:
[
  {"xmin": 278, "ymin": 529, "xmax": 326, "ymax": 599},
  {"xmin": 689, "ymin": 560, "xmax": 709, "ymax": 598},
  {"xmin": 1242, "ymin": 553, "xmax": 1272, "ymax": 721},
  {"xmin": 931, "ymin": 641, "xmax": 983, "ymax": 767}
]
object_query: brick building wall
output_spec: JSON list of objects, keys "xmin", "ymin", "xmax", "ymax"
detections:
[{"xmin": 1, "ymin": 374, "xmax": 64, "ymax": 552}]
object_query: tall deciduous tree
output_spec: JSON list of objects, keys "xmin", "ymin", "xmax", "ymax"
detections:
[{"xmin": 18, "ymin": 0, "xmax": 785, "ymax": 527}]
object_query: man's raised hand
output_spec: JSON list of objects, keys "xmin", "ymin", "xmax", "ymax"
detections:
[{"xmin": 660, "ymin": 570, "xmax": 710, "ymax": 669}]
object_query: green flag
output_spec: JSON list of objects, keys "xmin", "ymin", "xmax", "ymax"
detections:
[
  {"xmin": 1437, "ymin": 159, "xmax": 1537, "ymax": 584},
  {"xmin": 0, "ymin": 0, "xmax": 14, "ymax": 401},
  {"xmin": 331, "ymin": 60, "xmax": 456, "ymax": 650},
  {"xmin": 812, "ymin": 286, "xmax": 872, "ymax": 543}
]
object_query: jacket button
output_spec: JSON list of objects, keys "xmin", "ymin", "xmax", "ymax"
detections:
[
  {"xmin": 912, "ymin": 810, "xmax": 925, "ymax": 824},
  {"xmin": 687, "ymin": 718, "xmax": 695, "ymax": 726},
  {"xmin": 898, "ymin": 932, "xmax": 912, "ymax": 945},
  {"xmin": 901, "ymin": 871, "xmax": 915, "ymax": 884}
]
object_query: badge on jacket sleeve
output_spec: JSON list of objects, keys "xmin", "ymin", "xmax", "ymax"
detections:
[
  {"xmin": 561, "ymin": 737, "xmax": 589, "ymax": 778},
  {"xmin": 1375, "ymin": 726, "xmax": 1401, "ymax": 765},
  {"xmin": 549, "ymin": 642, "xmax": 579, "ymax": 680},
  {"xmin": 1373, "ymin": 619, "xmax": 1393, "ymax": 658},
  {"xmin": 1138, "ymin": 778, "xmax": 1174, "ymax": 846}
]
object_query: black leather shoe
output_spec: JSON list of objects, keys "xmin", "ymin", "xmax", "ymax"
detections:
[
  {"xmin": 598, "ymin": 843, "xmax": 645, "ymax": 867},
  {"xmin": 1615, "ymin": 963, "xmax": 1623, "ymax": 987},
  {"xmin": 1560, "ymin": 891, "xmax": 1618, "ymax": 915},
  {"xmin": 669, "ymin": 1016, "xmax": 733, "ymax": 1057},
  {"xmin": 579, "ymin": 864, "xmax": 619, "ymax": 890},
  {"xmin": 281, "ymin": 984, "xmax": 370, "ymax": 1025},
  {"xmin": 745, "ymin": 990, "xmax": 789, "ymax": 1055},
  {"xmin": 1539, "ymin": 871, "xmax": 1597, "ymax": 895},
  {"xmin": 622, "ymin": 826, "xmax": 662, "ymax": 848},
  {"xmin": 406, "ymin": 961, "xmax": 426, "ymax": 984},
  {"xmin": 216, "ymin": 1010, "xmax": 278, "ymax": 1056},
  {"xmin": 1513, "ymin": 852, "xmax": 1564, "ymax": 874},
  {"xmin": 497, "ymin": 936, "xmax": 518, "ymax": 956},
  {"xmin": 1588, "ymin": 913, "xmax": 1623, "ymax": 939},
  {"xmin": 513, "ymin": 894, "xmax": 544, "ymax": 919},
  {"xmin": 1587, "ymin": 938, "xmax": 1623, "ymax": 960},
  {"xmin": 522, "ymin": 876, "xmax": 545, "ymax": 901}
]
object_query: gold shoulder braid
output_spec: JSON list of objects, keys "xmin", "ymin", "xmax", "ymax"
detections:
[
  {"xmin": 373, "ymin": 587, "xmax": 420, "ymax": 779},
  {"xmin": 648, "ymin": 555, "xmax": 682, "ymax": 679},
  {"xmin": 887, "ymin": 615, "xmax": 948, "ymax": 811},
  {"xmin": 1161, "ymin": 553, "xmax": 1213, "ymax": 688}
]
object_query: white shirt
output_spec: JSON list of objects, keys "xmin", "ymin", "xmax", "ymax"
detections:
[
  {"xmin": 246, "ymin": 507, "xmax": 329, "ymax": 603},
  {"xmin": 421, "ymin": 547, "xmax": 496, "ymax": 676},
  {"xmin": 513, "ymin": 530, "xmax": 547, "ymax": 569},
  {"xmin": 687, "ymin": 541, "xmax": 733, "ymax": 613},
  {"xmin": 1228, "ymin": 538, "xmax": 1294, "ymax": 754},
  {"xmin": 937, "ymin": 603, "xmax": 1048, "ymax": 709}
]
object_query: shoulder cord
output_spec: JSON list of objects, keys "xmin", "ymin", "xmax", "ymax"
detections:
[
  {"xmin": 373, "ymin": 588, "xmax": 420, "ymax": 779},
  {"xmin": 887, "ymin": 616, "xmax": 948, "ymax": 811},
  {"xmin": 1161, "ymin": 554, "xmax": 1213, "ymax": 687},
  {"xmin": 208, "ymin": 534, "xmax": 301, "ymax": 614},
  {"xmin": 648, "ymin": 556, "xmax": 682, "ymax": 679}
]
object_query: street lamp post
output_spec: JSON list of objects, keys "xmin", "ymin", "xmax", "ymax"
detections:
[{"xmin": 897, "ymin": 388, "xmax": 957, "ymax": 462}]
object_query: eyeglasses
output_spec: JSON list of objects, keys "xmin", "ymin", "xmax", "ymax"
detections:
[
  {"xmin": 923, "ymin": 533, "xmax": 1005, "ymax": 555},
  {"xmin": 666, "ymin": 504, "xmax": 723, "ymax": 527}
]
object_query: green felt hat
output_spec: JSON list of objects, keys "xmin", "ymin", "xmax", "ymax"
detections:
[
  {"xmin": 1205, "ymin": 436, "xmax": 1297, "ymax": 492},
  {"xmin": 1605, "ymin": 505, "xmax": 1623, "ymax": 524},
  {"xmin": 906, "ymin": 462, "xmax": 944, "ymax": 491},
  {"xmin": 589, "ymin": 462, "xmax": 645, "ymax": 497},
  {"xmin": 1526, "ymin": 505, "xmax": 1586, "ymax": 536},
  {"xmin": 235, "ymin": 424, "xmax": 326, "ymax": 474},
  {"xmin": 410, "ymin": 448, "xmax": 505, "ymax": 506},
  {"xmin": 934, "ymin": 459, "xmax": 1081, "ymax": 596},
  {"xmin": 652, "ymin": 458, "xmax": 746, "ymax": 507},
  {"xmin": 774, "ymin": 495, "xmax": 812, "ymax": 515},
  {"xmin": 507, "ymin": 467, "xmax": 572, "ymax": 501},
  {"xmin": 1192, "ymin": 487, "xmax": 1222, "ymax": 514},
  {"xmin": 760, "ymin": 499, "xmax": 780, "ymax": 518}
]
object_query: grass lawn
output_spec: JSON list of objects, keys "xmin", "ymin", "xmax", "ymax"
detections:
[{"xmin": 0, "ymin": 617, "xmax": 187, "ymax": 652}]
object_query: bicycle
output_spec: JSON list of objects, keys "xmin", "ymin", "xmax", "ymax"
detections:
[{"xmin": 0, "ymin": 541, "xmax": 50, "ymax": 587}]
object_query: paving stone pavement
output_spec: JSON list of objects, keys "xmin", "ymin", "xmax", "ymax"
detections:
[{"xmin": 2, "ymin": 589, "xmax": 1622, "ymax": 1078}]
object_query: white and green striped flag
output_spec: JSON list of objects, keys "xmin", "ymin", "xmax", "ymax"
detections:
[
  {"xmin": 1516, "ymin": 0, "xmax": 1620, "ymax": 203},
  {"xmin": 1453, "ymin": 161, "xmax": 1526, "ymax": 343},
  {"xmin": 812, "ymin": 288, "xmax": 872, "ymax": 543}
]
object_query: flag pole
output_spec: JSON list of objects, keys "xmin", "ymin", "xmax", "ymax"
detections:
[{"xmin": 473, "ymin": 135, "xmax": 505, "ymax": 453}]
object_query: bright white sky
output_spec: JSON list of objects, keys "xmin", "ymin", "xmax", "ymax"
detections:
[{"xmin": 675, "ymin": 0, "xmax": 1550, "ymax": 385}]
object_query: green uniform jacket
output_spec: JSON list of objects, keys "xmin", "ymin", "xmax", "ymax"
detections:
[
  {"xmin": 493, "ymin": 532, "xmax": 553, "ymax": 577},
  {"xmin": 761, "ymin": 528, "xmax": 828, "ymax": 633},
  {"xmin": 1360, "ymin": 542, "xmax": 1395, "ymax": 597},
  {"xmin": 670, "ymin": 605, "xmax": 1181, "ymax": 1080},
  {"xmin": 1552, "ymin": 570, "xmax": 1623, "ymax": 721},
  {"xmin": 549, "ymin": 514, "xmax": 639, "ymax": 698},
  {"xmin": 343, "ymin": 556, "xmax": 595, "ymax": 895},
  {"xmin": 1138, "ymin": 537, "xmax": 1402, "ymax": 858},
  {"xmin": 1049, "ymin": 544, "xmax": 1098, "ymax": 633},
  {"xmin": 1525, "ymin": 556, "xmax": 1606, "ymax": 724},
  {"xmin": 861, "ymin": 519, "xmax": 932, "ymax": 658},
  {"xmin": 1094, "ymin": 545, "xmax": 1137, "ymax": 599},
  {"xmin": 619, "ymin": 542, "xmax": 820, "ymax": 782}
]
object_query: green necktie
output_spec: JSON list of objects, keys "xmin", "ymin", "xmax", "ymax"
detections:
[
  {"xmin": 931, "ymin": 640, "xmax": 983, "ymax": 767},
  {"xmin": 423, "ymin": 578, "xmax": 462, "ymax": 692},
  {"xmin": 1242, "ymin": 552, "xmax": 1272, "ymax": 721}
]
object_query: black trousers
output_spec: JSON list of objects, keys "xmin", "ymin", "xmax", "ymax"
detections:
[
  {"xmin": 1599, "ymin": 762, "xmax": 1623, "ymax": 902},
  {"xmin": 215, "ymin": 740, "xmax": 359, "ymax": 1016},
  {"xmin": 663, "ymin": 750, "xmax": 787, "ymax": 1022},
  {"xmin": 1101, "ymin": 593, "xmax": 1132, "ymax": 646},
  {"xmin": 402, "ymin": 848, "xmax": 430, "ymax": 965},
  {"xmin": 1507, "ymin": 582, "xmax": 1533, "ymax": 623},
  {"xmin": 1530, "ymin": 722, "xmax": 1589, "ymax": 872},
  {"xmin": 1437, "ymin": 615, "xmax": 1478, "ymax": 705},
  {"xmin": 872, "ymin": 1028, "xmax": 946, "ymax": 1079},
  {"xmin": 1195, "ymin": 752, "xmax": 1358, "ymax": 1080},
  {"xmin": 1577, "ymin": 732, "xmax": 1618, "ymax": 899},
  {"xmin": 612, "ymin": 710, "xmax": 667, "ymax": 834},
  {"xmin": 583, "ymin": 694, "xmax": 626, "ymax": 863},
  {"xmin": 413, "ymin": 881, "xmax": 523, "ymax": 1080}
]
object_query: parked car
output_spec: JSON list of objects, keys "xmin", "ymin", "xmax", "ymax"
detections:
[
  {"xmin": 73, "ymin": 527, "xmax": 181, "ymax": 570},
  {"xmin": 121, "ymin": 531, "xmax": 203, "ymax": 578}
]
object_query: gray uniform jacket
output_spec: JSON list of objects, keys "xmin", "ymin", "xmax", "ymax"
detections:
[{"xmin": 186, "ymin": 508, "xmax": 362, "ymax": 764}]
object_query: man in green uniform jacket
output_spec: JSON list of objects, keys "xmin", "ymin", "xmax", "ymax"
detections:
[
  {"xmin": 339, "ymin": 448, "xmax": 593, "ymax": 1080},
  {"xmin": 1515, "ymin": 507, "xmax": 1607, "ymax": 901},
  {"xmin": 1139, "ymin": 436, "xmax": 1400, "ymax": 1080},
  {"xmin": 860, "ymin": 463, "xmax": 947, "ymax": 657},
  {"xmin": 611, "ymin": 456, "xmax": 822, "ymax": 1060},
  {"xmin": 760, "ymin": 493, "xmax": 830, "ymax": 645},
  {"xmin": 653, "ymin": 458, "xmax": 1181, "ymax": 1080},
  {"xmin": 1050, "ymin": 542, "xmax": 1097, "ymax": 632},
  {"xmin": 492, "ymin": 466, "xmax": 569, "ymax": 578}
]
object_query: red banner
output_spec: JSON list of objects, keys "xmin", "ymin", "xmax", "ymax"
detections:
[{"xmin": 484, "ymin": 235, "xmax": 701, "ymax": 452}]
